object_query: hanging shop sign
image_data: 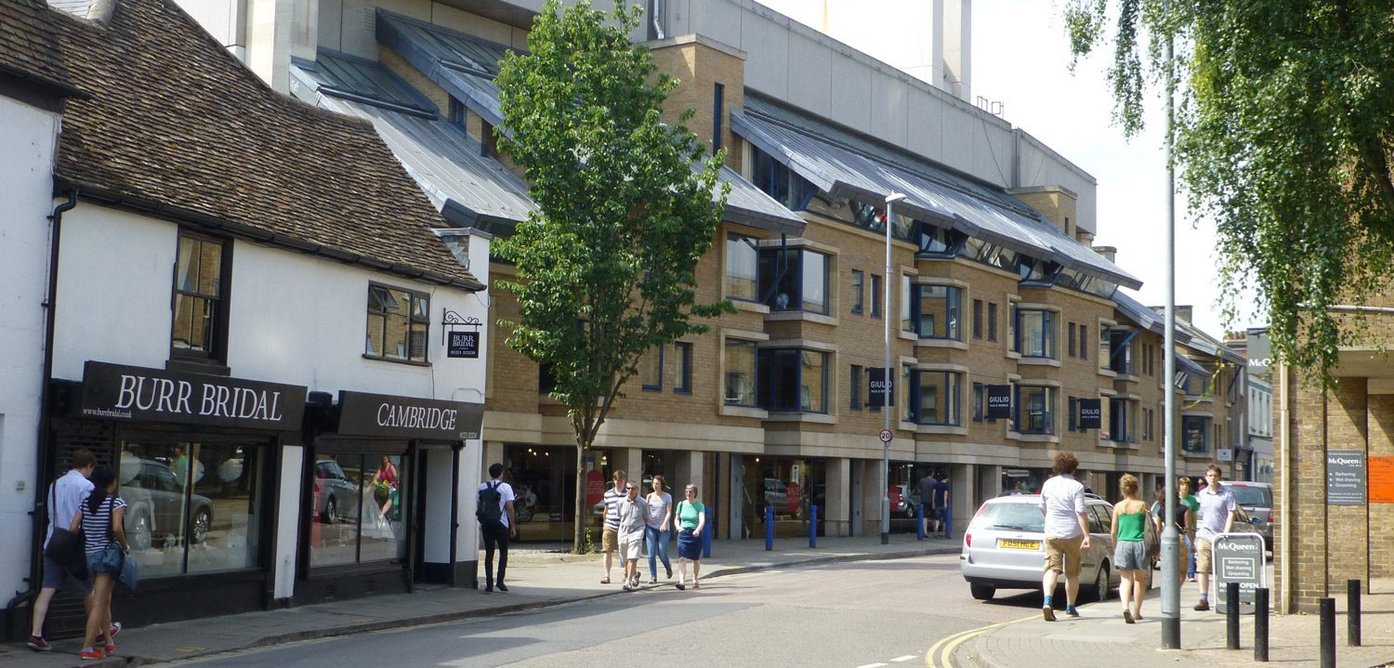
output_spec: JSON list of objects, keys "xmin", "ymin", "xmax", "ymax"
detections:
[
  {"xmin": 337, "ymin": 391, "xmax": 483, "ymax": 441},
  {"xmin": 1077, "ymin": 398, "xmax": 1102, "ymax": 429},
  {"xmin": 867, "ymin": 368, "xmax": 894, "ymax": 408},
  {"xmin": 442, "ymin": 309, "xmax": 481, "ymax": 358},
  {"xmin": 79, "ymin": 361, "xmax": 306, "ymax": 431},
  {"xmin": 986, "ymin": 385, "xmax": 1012, "ymax": 420}
]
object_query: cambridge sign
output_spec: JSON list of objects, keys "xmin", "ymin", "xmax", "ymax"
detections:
[{"xmin": 337, "ymin": 390, "xmax": 483, "ymax": 441}]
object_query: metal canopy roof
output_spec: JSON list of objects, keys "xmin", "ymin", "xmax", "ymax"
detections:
[{"xmin": 731, "ymin": 96, "xmax": 1142, "ymax": 290}]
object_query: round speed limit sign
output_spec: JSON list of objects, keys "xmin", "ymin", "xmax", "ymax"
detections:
[{"xmin": 879, "ymin": 428, "xmax": 893, "ymax": 443}]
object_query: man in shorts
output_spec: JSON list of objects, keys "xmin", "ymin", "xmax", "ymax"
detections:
[
  {"xmin": 918, "ymin": 473, "xmax": 939, "ymax": 536},
  {"xmin": 29, "ymin": 449, "xmax": 100, "ymax": 652},
  {"xmin": 617, "ymin": 482, "xmax": 647, "ymax": 590},
  {"xmin": 600, "ymin": 470, "xmax": 627, "ymax": 584},
  {"xmin": 1037, "ymin": 451, "xmax": 1091, "ymax": 621},
  {"xmin": 1193, "ymin": 464, "xmax": 1236, "ymax": 611}
]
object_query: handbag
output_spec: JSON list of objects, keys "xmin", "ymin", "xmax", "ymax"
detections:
[
  {"xmin": 1143, "ymin": 511, "xmax": 1161, "ymax": 558},
  {"xmin": 42, "ymin": 482, "xmax": 88, "ymax": 580},
  {"xmin": 119, "ymin": 551, "xmax": 139, "ymax": 591}
]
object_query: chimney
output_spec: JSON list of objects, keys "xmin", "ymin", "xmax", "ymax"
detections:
[
  {"xmin": 1092, "ymin": 246, "xmax": 1117, "ymax": 263},
  {"xmin": 1177, "ymin": 305, "xmax": 1193, "ymax": 322}
]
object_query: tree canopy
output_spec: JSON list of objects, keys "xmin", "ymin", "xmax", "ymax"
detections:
[
  {"xmin": 494, "ymin": 0, "xmax": 729, "ymax": 551},
  {"xmin": 1066, "ymin": 0, "xmax": 1394, "ymax": 384}
]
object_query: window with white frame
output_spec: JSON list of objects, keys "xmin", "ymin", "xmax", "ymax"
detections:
[{"xmin": 366, "ymin": 284, "xmax": 430, "ymax": 363}]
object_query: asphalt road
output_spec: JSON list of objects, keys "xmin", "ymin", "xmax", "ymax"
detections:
[{"xmin": 166, "ymin": 554, "xmax": 1051, "ymax": 668}]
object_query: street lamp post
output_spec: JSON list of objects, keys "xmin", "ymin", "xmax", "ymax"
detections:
[
  {"xmin": 1160, "ymin": 16, "xmax": 1182, "ymax": 650},
  {"xmin": 882, "ymin": 193, "xmax": 906, "ymax": 546}
]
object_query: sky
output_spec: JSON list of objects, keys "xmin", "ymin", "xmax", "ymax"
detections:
[{"xmin": 753, "ymin": 0, "xmax": 1266, "ymax": 338}]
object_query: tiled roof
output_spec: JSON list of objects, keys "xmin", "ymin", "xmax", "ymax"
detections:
[
  {"xmin": 0, "ymin": 0, "xmax": 78, "ymax": 96},
  {"xmin": 48, "ymin": 0, "xmax": 482, "ymax": 290}
]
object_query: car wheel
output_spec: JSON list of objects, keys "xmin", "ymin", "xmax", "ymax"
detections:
[
  {"xmin": 128, "ymin": 510, "xmax": 152, "ymax": 551},
  {"xmin": 323, "ymin": 495, "xmax": 339, "ymax": 524},
  {"xmin": 1094, "ymin": 564, "xmax": 1112, "ymax": 601},
  {"xmin": 190, "ymin": 507, "xmax": 211, "ymax": 544},
  {"xmin": 970, "ymin": 584, "xmax": 996, "ymax": 601}
]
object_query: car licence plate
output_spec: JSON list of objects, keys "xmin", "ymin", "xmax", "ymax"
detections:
[{"xmin": 999, "ymin": 539, "xmax": 1040, "ymax": 550}]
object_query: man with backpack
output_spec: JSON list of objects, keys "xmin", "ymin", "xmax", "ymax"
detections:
[{"xmin": 476, "ymin": 463, "xmax": 517, "ymax": 593}]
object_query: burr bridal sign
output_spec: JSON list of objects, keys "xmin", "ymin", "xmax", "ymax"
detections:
[{"xmin": 79, "ymin": 361, "xmax": 306, "ymax": 431}]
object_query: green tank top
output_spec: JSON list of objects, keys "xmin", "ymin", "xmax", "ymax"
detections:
[{"xmin": 1116, "ymin": 510, "xmax": 1147, "ymax": 542}]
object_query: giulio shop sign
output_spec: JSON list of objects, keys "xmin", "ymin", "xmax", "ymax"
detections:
[
  {"xmin": 79, "ymin": 361, "xmax": 307, "ymax": 431},
  {"xmin": 337, "ymin": 391, "xmax": 484, "ymax": 441}
]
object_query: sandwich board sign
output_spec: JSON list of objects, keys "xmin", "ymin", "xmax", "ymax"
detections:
[{"xmin": 1213, "ymin": 532, "xmax": 1266, "ymax": 615}]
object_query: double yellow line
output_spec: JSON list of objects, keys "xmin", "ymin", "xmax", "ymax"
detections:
[{"xmin": 924, "ymin": 614, "xmax": 1036, "ymax": 668}]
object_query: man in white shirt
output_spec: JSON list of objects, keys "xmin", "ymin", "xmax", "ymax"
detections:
[
  {"xmin": 29, "ymin": 449, "xmax": 97, "ymax": 652},
  {"xmin": 1192, "ymin": 464, "xmax": 1236, "ymax": 611},
  {"xmin": 478, "ymin": 463, "xmax": 517, "ymax": 593},
  {"xmin": 1037, "ymin": 451, "xmax": 1092, "ymax": 621}
]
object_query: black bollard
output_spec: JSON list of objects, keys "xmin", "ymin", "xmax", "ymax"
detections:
[
  {"xmin": 1227, "ymin": 581, "xmax": 1241, "ymax": 650},
  {"xmin": 1348, "ymin": 579, "xmax": 1361, "ymax": 647},
  {"xmin": 1254, "ymin": 588, "xmax": 1269, "ymax": 662},
  {"xmin": 1320, "ymin": 597, "xmax": 1336, "ymax": 668}
]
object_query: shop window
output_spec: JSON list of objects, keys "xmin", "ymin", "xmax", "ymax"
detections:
[
  {"xmin": 118, "ymin": 439, "xmax": 262, "ymax": 578},
  {"xmin": 640, "ymin": 346, "xmax": 663, "ymax": 391},
  {"xmin": 309, "ymin": 453, "xmax": 407, "ymax": 567},
  {"xmin": 850, "ymin": 270, "xmax": 864, "ymax": 315},
  {"xmin": 757, "ymin": 348, "xmax": 828, "ymax": 413},
  {"xmin": 1182, "ymin": 415, "xmax": 1211, "ymax": 453},
  {"xmin": 758, "ymin": 247, "xmax": 829, "ymax": 314},
  {"xmin": 171, "ymin": 232, "xmax": 230, "ymax": 364},
  {"xmin": 910, "ymin": 284, "xmax": 962, "ymax": 340},
  {"xmin": 1014, "ymin": 385, "xmax": 1055, "ymax": 435},
  {"xmin": 366, "ymin": 284, "xmax": 430, "ymax": 364},
  {"xmin": 908, "ymin": 371, "xmax": 963, "ymax": 426},
  {"xmin": 723, "ymin": 339, "xmax": 758, "ymax": 406},
  {"xmin": 674, "ymin": 342, "xmax": 693, "ymax": 393},
  {"xmin": 1015, "ymin": 309, "xmax": 1057, "ymax": 359},
  {"xmin": 725, "ymin": 233, "xmax": 759, "ymax": 302}
]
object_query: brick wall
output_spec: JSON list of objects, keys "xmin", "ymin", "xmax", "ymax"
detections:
[{"xmin": 1370, "ymin": 394, "xmax": 1394, "ymax": 581}]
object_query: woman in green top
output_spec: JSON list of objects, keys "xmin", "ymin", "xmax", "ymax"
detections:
[
  {"xmin": 673, "ymin": 484, "xmax": 706, "ymax": 590},
  {"xmin": 1111, "ymin": 473, "xmax": 1151, "ymax": 623}
]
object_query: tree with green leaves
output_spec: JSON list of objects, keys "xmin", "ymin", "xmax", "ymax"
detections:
[
  {"xmin": 494, "ymin": 0, "xmax": 729, "ymax": 553},
  {"xmin": 1065, "ymin": 1, "xmax": 1394, "ymax": 386}
]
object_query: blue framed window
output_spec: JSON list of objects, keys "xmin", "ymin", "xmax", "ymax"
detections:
[
  {"xmin": 674, "ymin": 342, "xmax": 693, "ymax": 393},
  {"xmin": 758, "ymin": 247, "xmax": 829, "ymax": 314},
  {"xmin": 640, "ymin": 346, "xmax": 663, "ymax": 391},
  {"xmin": 1014, "ymin": 385, "xmax": 1055, "ymax": 435},
  {"xmin": 917, "ymin": 221, "xmax": 965, "ymax": 257},
  {"xmin": 908, "ymin": 371, "xmax": 963, "ymax": 426},
  {"xmin": 1108, "ymin": 329, "xmax": 1135, "ymax": 374},
  {"xmin": 723, "ymin": 339, "xmax": 758, "ymax": 406},
  {"xmin": 1109, "ymin": 398, "xmax": 1135, "ymax": 442},
  {"xmin": 909, "ymin": 284, "xmax": 962, "ymax": 340},
  {"xmin": 757, "ymin": 348, "xmax": 829, "ymax": 413},
  {"xmin": 1015, "ymin": 309, "xmax": 1056, "ymax": 359},
  {"xmin": 752, "ymin": 146, "xmax": 815, "ymax": 211}
]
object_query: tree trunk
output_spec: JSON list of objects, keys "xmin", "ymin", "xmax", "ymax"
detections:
[{"xmin": 573, "ymin": 444, "xmax": 586, "ymax": 554}]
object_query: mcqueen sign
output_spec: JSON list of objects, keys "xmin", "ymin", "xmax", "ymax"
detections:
[
  {"xmin": 79, "ymin": 361, "xmax": 307, "ymax": 431},
  {"xmin": 337, "ymin": 391, "xmax": 483, "ymax": 440}
]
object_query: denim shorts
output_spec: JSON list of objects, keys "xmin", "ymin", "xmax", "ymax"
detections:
[
  {"xmin": 1113, "ymin": 539, "xmax": 1148, "ymax": 570},
  {"xmin": 86, "ymin": 548, "xmax": 123, "ymax": 578},
  {"xmin": 41, "ymin": 554, "xmax": 92, "ymax": 594}
]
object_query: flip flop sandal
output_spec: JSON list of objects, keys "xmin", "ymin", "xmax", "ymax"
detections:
[{"xmin": 600, "ymin": 578, "xmax": 610, "ymax": 584}]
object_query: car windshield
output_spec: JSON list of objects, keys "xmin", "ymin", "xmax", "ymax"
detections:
[
  {"xmin": 1229, "ymin": 486, "xmax": 1271, "ymax": 507},
  {"xmin": 977, "ymin": 503, "xmax": 1045, "ymax": 532}
]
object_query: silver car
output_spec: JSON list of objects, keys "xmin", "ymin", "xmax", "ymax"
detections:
[{"xmin": 959, "ymin": 493, "xmax": 1123, "ymax": 601}]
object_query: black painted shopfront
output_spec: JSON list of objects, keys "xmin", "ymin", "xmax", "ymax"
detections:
[{"xmin": 33, "ymin": 361, "xmax": 307, "ymax": 636}]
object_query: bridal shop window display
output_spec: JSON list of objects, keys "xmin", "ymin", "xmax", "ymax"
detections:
[{"xmin": 309, "ymin": 453, "xmax": 407, "ymax": 566}]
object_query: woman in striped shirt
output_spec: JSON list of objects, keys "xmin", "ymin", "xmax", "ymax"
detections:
[{"xmin": 72, "ymin": 466, "xmax": 129, "ymax": 660}]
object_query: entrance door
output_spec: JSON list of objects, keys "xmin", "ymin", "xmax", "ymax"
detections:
[{"xmin": 850, "ymin": 464, "xmax": 862, "ymax": 537}]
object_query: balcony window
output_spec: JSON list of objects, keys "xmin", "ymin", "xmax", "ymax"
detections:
[
  {"xmin": 1015, "ymin": 385, "xmax": 1055, "ymax": 435},
  {"xmin": 758, "ymin": 348, "xmax": 829, "ymax": 413},
  {"xmin": 723, "ymin": 339, "xmax": 758, "ymax": 407},
  {"xmin": 1015, "ymin": 309, "xmax": 1056, "ymax": 359},
  {"xmin": 758, "ymin": 248, "xmax": 829, "ymax": 314},
  {"xmin": 910, "ymin": 284, "xmax": 963, "ymax": 340},
  {"xmin": 909, "ymin": 371, "xmax": 963, "ymax": 426},
  {"xmin": 725, "ymin": 233, "xmax": 759, "ymax": 302}
]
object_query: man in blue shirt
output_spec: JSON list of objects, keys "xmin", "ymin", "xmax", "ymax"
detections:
[{"xmin": 1192, "ymin": 464, "xmax": 1236, "ymax": 611}]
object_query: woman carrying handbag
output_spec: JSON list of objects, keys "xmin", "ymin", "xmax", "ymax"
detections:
[{"xmin": 73, "ymin": 467, "xmax": 129, "ymax": 661}]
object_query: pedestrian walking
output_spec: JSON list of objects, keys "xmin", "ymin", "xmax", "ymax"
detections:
[
  {"xmin": 75, "ymin": 467, "xmax": 129, "ymax": 661},
  {"xmin": 1111, "ymin": 474, "xmax": 1150, "ymax": 623},
  {"xmin": 918, "ymin": 472, "xmax": 938, "ymax": 536},
  {"xmin": 1192, "ymin": 464, "xmax": 1236, "ymax": 611},
  {"xmin": 1178, "ymin": 476, "xmax": 1199, "ymax": 582},
  {"xmin": 1037, "ymin": 451, "xmax": 1091, "ymax": 621},
  {"xmin": 29, "ymin": 448, "xmax": 101, "ymax": 653},
  {"xmin": 644, "ymin": 475, "xmax": 673, "ymax": 584},
  {"xmin": 477, "ymin": 463, "xmax": 517, "ymax": 593},
  {"xmin": 618, "ymin": 482, "xmax": 646, "ymax": 590},
  {"xmin": 932, "ymin": 473, "xmax": 951, "ymax": 538},
  {"xmin": 600, "ymin": 470, "xmax": 626, "ymax": 584},
  {"xmin": 674, "ymin": 484, "xmax": 706, "ymax": 590}
]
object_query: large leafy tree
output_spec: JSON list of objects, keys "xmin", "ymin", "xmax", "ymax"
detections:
[
  {"xmin": 494, "ymin": 0, "xmax": 729, "ymax": 552},
  {"xmin": 1065, "ymin": 1, "xmax": 1394, "ymax": 384}
]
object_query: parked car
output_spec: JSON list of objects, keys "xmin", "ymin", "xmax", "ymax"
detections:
[
  {"xmin": 120, "ymin": 458, "xmax": 215, "ymax": 551},
  {"xmin": 960, "ymin": 493, "xmax": 1125, "ymax": 602},
  {"xmin": 1225, "ymin": 481, "xmax": 1273, "ymax": 551},
  {"xmin": 314, "ymin": 459, "xmax": 359, "ymax": 524}
]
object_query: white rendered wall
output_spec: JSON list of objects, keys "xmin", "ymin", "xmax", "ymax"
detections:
[
  {"xmin": 0, "ymin": 96, "xmax": 62, "ymax": 602},
  {"xmin": 273, "ymin": 444, "xmax": 304, "ymax": 599}
]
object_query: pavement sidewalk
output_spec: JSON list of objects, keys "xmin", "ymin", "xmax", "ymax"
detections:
[
  {"xmin": 956, "ymin": 575, "xmax": 1394, "ymax": 668},
  {"xmin": 1, "ymin": 533, "xmax": 959, "ymax": 667}
]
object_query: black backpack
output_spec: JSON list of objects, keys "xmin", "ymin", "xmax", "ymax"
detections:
[{"xmin": 477, "ymin": 481, "xmax": 505, "ymax": 531}]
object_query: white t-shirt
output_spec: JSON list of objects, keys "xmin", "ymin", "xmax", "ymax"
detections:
[
  {"xmin": 46, "ymin": 469, "xmax": 94, "ymax": 548},
  {"xmin": 1038, "ymin": 474, "xmax": 1086, "ymax": 539},
  {"xmin": 477, "ymin": 479, "xmax": 516, "ymax": 529}
]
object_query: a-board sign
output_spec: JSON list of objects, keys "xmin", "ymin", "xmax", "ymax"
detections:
[{"xmin": 1213, "ymin": 532, "xmax": 1266, "ymax": 615}]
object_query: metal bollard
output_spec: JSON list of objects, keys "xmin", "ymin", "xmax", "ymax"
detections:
[
  {"xmin": 1254, "ymin": 587, "xmax": 1269, "ymax": 662},
  {"xmin": 1227, "ymin": 581, "xmax": 1241, "ymax": 650},
  {"xmin": 944, "ymin": 503, "xmax": 952, "ymax": 538},
  {"xmin": 809, "ymin": 505, "xmax": 818, "ymax": 548},
  {"xmin": 916, "ymin": 503, "xmax": 925, "ymax": 541},
  {"xmin": 702, "ymin": 507, "xmax": 712, "ymax": 558},
  {"xmin": 765, "ymin": 505, "xmax": 774, "ymax": 551},
  {"xmin": 1348, "ymin": 579, "xmax": 1361, "ymax": 647},
  {"xmin": 1320, "ymin": 597, "xmax": 1336, "ymax": 668}
]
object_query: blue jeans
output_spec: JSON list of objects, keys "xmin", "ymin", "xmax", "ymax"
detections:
[
  {"xmin": 645, "ymin": 526, "xmax": 671, "ymax": 579},
  {"xmin": 1185, "ymin": 533, "xmax": 1197, "ymax": 578}
]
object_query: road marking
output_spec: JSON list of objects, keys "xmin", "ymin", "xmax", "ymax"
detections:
[
  {"xmin": 924, "ymin": 613, "xmax": 1038, "ymax": 668},
  {"xmin": 891, "ymin": 656, "xmax": 917, "ymax": 662},
  {"xmin": 855, "ymin": 663, "xmax": 889, "ymax": 668}
]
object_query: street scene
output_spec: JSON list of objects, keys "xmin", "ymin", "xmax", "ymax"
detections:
[{"xmin": 3, "ymin": 0, "xmax": 1393, "ymax": 666}]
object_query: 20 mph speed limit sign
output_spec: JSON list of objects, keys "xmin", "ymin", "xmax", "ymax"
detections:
[{"xmin": 879, "ymin": 428, "xmax": 893, "ymax": 443}]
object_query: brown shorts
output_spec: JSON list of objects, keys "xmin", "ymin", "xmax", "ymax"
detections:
[
  {"xmin": 1195, "ymin": 537, "xmax": 1214, "ymax": 574},
  {"xmin": 1044, "ymin": 536, "xmax": 1084, "ymax": 576},
  {"xmin": 601, "ymin": 527, "xmax": 618, "ymax": 553}
]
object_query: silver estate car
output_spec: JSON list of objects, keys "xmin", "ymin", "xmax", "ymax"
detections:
[{"xmin": 960, "ymin": 493, "xmax": 1125, "ymax": 601}]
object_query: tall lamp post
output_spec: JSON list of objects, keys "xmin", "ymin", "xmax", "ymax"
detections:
[
  {"xmin": 882, "ymin": 192, "xmax": 906, "ymax": 546},
  {"xmin": 1160, "ymin": 18, "xmax": 1181, "ymax": 650}
]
